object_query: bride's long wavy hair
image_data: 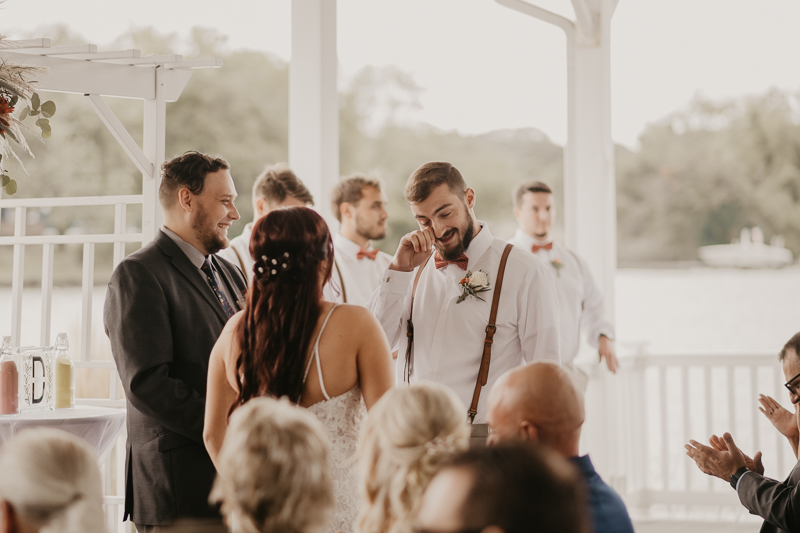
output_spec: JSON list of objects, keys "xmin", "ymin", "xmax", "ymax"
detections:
[{"xmin": 232, "ymin": 207, "xmax": 334, "ymax": 412}]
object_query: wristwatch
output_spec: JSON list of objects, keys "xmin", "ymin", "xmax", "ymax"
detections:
[{"xmin": 730, "ymin": 466, "xmax": 748, "ymax": 490}]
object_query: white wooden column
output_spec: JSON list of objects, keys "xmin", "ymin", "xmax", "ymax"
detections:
[
  {"xmin": 142, "ymin": 68, "xmax": 167, "ymax": 244},
  {"xmin": 494, "ymin": 0, "xmax": 621, "ymax": 484},
  {"xmin": 565, "ymin": 0, "xmax": 617, "ymax": 315},
  {"xmin": 566, "ymin": 0, "xmax": 621, "ymax": 485},
  {"xmin": 289, "ymin": 0, "xmax": 339, "ymax": 222}
]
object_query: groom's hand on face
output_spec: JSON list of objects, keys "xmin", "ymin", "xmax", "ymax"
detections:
[{"xmin": 391, "ymin": 228, "xmax": 435, "ymax": 272}]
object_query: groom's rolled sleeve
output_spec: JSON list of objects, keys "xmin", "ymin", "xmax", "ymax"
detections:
[{"xmin": 368, "ymin": 268, "xmax": 414, "ymax": 352}]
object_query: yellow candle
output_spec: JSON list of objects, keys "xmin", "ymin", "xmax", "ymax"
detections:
[{"xmin": 55, "ymin": 357, "xmax": 74, "ymax": 409}]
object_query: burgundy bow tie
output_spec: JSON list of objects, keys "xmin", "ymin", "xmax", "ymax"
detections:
[
  {"xmin": 434, "ymin": 252, "xmax": 469, "ymax": 270},
  {"xmin": 357, "ymin": 248, "xmax": 379, "ymax": 261},
  {"xmin": 531, "ymin": 242, "xmax": 553, "ymax": 253}
]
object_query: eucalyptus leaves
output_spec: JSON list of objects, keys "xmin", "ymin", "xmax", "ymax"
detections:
[{"xmin": 19, "ymin": 92, "xmax": 56, "ymax": 139}]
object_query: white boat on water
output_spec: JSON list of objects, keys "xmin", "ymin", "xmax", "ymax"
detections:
[{"xmin": 698, "ymin": 227, "xmax": 794, "ymax": 268}]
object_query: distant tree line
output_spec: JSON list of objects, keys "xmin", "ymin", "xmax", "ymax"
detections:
[{"xmin": 2, "ymin": 24, "xmax": 799, "ymax": 285}]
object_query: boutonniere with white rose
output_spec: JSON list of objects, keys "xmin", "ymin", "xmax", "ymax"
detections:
[{"xmin": 457, "ymin": 269, "xmax": 491, "ymax": 304}]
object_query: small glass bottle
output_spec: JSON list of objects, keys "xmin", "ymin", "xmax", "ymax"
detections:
[
  {"xmin": 0, "ymin": 336, "xmax": 20, "ymax": 415},
  {"xmin": 54, "ymin": 333, "xmax": 75, "ymax": 409}
]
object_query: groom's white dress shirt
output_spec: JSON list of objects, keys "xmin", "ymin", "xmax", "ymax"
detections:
[
  {"xmin": 325, "ymin": 234, "xmax": 393, "ymax": 305},
  {"xmin": 368, "ymin": 222, "xmax": 561, "ymax": 423},
  {"xmin": 508, "ymin": 229, "xmax": 614, "ymax": 365}
]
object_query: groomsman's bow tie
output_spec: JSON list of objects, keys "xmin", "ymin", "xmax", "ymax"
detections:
[
  {"xmin": 531, "ymin": 242, "xmax": 553, "ymax": 253},
  {"xmin": 434, "ymin": 252, "xmax": 469, "ymax": 270},
  {"xmin": 357, "ymin": 248, "xmax": 379, "ymax": 260}
]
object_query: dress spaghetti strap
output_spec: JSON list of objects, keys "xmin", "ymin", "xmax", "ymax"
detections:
[{"xmin": 302, "ymin": 304, "xmax": 339, "ymax": 401}]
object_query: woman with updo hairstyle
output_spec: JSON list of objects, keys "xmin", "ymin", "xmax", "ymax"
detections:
[
  {"xmin": 204, "ymin": 207, "xmax": 393, "ymax": 533},
  {"xmin": 355, "ymin": 382, "xmax": 470, "ymax": 533},
  {"xmin": 0, "ymin": 429, "xmax": 106, "ymax": 533}
]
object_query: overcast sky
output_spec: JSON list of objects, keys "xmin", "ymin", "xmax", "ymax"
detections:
[{"xmin": 4, "ymin": 0, "xmax": 800, "ymax": 148}]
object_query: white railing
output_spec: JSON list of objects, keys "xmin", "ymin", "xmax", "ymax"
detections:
[
  {"xmin": 601, "ymin": 353, "xmax": 793, "ymax": 521},
  {"xmin": 1, "ymin": 195, "xmax": 142, "ymax": 533}
]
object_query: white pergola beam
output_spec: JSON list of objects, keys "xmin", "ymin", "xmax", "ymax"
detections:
[
  {"xmin": 0, "ymin": 51, "xmax": 192, "ymax": 101},
  {"xmin": 86, "ymin": 94, "xmax": 154, "ymax": 179},
  {"xmin": 101, "ymin": 54, "xmax": 183, "ymax": 65},
  {"xmin": 10, "ymin": 44, "xmax": 97, "ymax": 55},
  {"xmin": 3, "ymin": 38, "xmax": 51, "ymax": 49},
  {"xmin": 163, "ymin": 58, "xmax": 224, "ymax": 69},
  {"xmin": 494, "ymin": 0, "xmax": 574, "ymax": 35},
  {"xmin": 289, "ymin": 0, "xmax": 339, "ymax": 222},
  {"xmin": 61, "ymin": 49, "xmax": 142, "ymax": 61}
]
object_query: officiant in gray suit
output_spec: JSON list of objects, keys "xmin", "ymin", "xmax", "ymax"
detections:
[
  {"xmin": 104, "ymin": 151, "xmax": 247, "ymax": 532},
  {"xmin": 686, "ymin": 332, "xmax": 800, "ymax": 533}
]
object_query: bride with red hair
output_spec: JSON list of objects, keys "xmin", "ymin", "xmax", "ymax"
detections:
[{"xmin": 204, "ymin": 206, "xmax": 393, "ymax": 532}]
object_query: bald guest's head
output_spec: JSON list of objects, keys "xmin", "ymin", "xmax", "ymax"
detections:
[{"xmin": 486, "ymin": 362, "xmax": 584, "ymax": 457}]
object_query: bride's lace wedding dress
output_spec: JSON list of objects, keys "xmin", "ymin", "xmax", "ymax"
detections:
[{"xmin": 303, "ymin": 305, "xmax": 366, "ymax": 533}]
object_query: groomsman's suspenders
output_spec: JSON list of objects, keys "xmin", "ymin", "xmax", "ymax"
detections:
[
  {"xmin": 333, "ymin": 258, "xmax": 348, "ymax": 303},
  {"xmin": 468, "ymin": 243, "xmax": 513, "ymax": 424},
  {"xmin": 403, "ymin": 243, "xmax": 515, "ymax": 424}
]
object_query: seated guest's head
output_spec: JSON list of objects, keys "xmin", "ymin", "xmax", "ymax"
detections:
[
  {"xmin": 487, "ymin": 361, "xmax": 584, "ymax": 457},
  {"xmin": 356, "ymin": 382, "xmax": 470, "ymax": 533},
  {"xmin": 210, "ymin": 397, "xmax": 333, "ymax": 533},
  {"xmin": 159, "ymin": 151, "xmax": 239, "ymax": 255},
  {"xmin": 0, "ymin": 428, "xmax": 106, "ymax": 533},
  {"xmin": 415, "ymin": 442, "xmax": 589, "ymax": 533},
  {"xmin": 251, "ymin": 164, "xmax": 314, "ymax": 221}
]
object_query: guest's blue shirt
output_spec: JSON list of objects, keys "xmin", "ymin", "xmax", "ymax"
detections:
[{"xmin": 570, "ymin": 455, "xmax": 634, "ymax": 533}]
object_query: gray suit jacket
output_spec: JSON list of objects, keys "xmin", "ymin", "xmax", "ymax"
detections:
[
  {"xmin": 738, "ymin": 458, "xmax": 800, "ymax": 533},
  {"xmin": 104, "ymin": 229, "xmax": 247, "ymax": 525}
]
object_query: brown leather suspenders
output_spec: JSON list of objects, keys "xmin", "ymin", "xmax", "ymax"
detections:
[
  {"xmin": 403, "ymin": 244, "xmax": 515, "ymax": 424},
  {"xmin": 468, "ymin": 243, "xmax": 514, "ymax": 423},
  {"xmin": 403, "ymin": 252, "xmax": 432, "ymax": 382},
  {"xmin": 333, "ymin": 258, "xmax": 348, "ymax": 303}
]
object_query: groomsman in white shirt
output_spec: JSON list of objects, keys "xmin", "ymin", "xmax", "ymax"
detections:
[
  {"xmin": 508, "ymin": 180, "xmax": 618, "ymax": 389},
  {"xmin": 368, "ymin": 162, "xmax": 561, "ymax": 428},
  {"xmin": 327, "ymin": 175, "xmax": 393, "ymax": 305},
  {"xmin": 217, "ymin": 164, "xmax": 314, "ymax": 280}
]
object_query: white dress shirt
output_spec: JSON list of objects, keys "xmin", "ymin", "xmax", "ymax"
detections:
[
  {"xmin": 217, "ymin": 223, "xmax": 254, "ymax": 281},
  {"xmin": 326, "ymin": 234, "xmax": 393, "ymax": 306},
  {"xmin": 508, "ymin": 229, "xmax": 614, "ymax": 364},
  {"xmin": 368, "ymin": 223, "xmax": 561, "ymax": 423}
]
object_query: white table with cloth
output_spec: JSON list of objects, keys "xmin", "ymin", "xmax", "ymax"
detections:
[{"xmin": 0, "ymin": 406, "xmax": 126, "ymax": 461}]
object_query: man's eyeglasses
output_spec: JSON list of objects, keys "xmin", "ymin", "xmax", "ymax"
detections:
[{"xmin": 784, "ymin": 371, "xmax": 800, "ymax": 395}]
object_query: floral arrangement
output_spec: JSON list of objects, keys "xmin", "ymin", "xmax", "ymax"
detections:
[
  {"xmin": 551, "ymin": 258, "xmax": 564, "ymax": 277},
  {"xmin": 457, "ymin": 269, "xmax": 491, "ymax": 304},
  {"xmin": 0, "ymin": 36, "xmax": 57, "ymax": 195}
]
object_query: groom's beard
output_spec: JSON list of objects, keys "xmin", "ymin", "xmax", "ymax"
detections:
[{"xmin": 435, "ymin": 215, "xmax": 475, "ymax": 261}]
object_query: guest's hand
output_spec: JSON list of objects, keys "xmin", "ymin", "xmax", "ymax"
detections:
[
  {"xmin": 685, "ymin": 432, "xmax": 747, "ymax": 481},
  {"xmin": 390, "ymin": 228, "xmax": 435, "ymax": 272},
  {"xmin": 598, "ymin": 335, "xmax": 618, "ymax": 373},
  {"xmin": 709, "ymin": 434, "xmax": 764, "ymax": 475},
  {"xmin": 758, "ymin": 394, "xmax": 799, "ymax": 440}
]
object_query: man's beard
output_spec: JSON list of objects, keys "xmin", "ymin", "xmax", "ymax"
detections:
[
  {"xmin": 355, "ymin": 214, "xmax": 387, "ymax": 241},
  {"xmin": 435, "ymin": 214, "xmax": 475, "ymax": 261},
  {"xmin": 192, "ymin": 206, "xmax": 228, "ymax": 255}
]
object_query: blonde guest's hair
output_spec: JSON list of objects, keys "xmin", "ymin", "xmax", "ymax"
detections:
[
  {"xmin": 0, "ymin": 428, "xmax": 106, "ymax": 533},
  {"xmin": 210, "ymin": 397, "xmax": 334, "ymax": 533},
  {"xmin": 356, "ymin": 382, "xmax": 470, "ymax": 533}
]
